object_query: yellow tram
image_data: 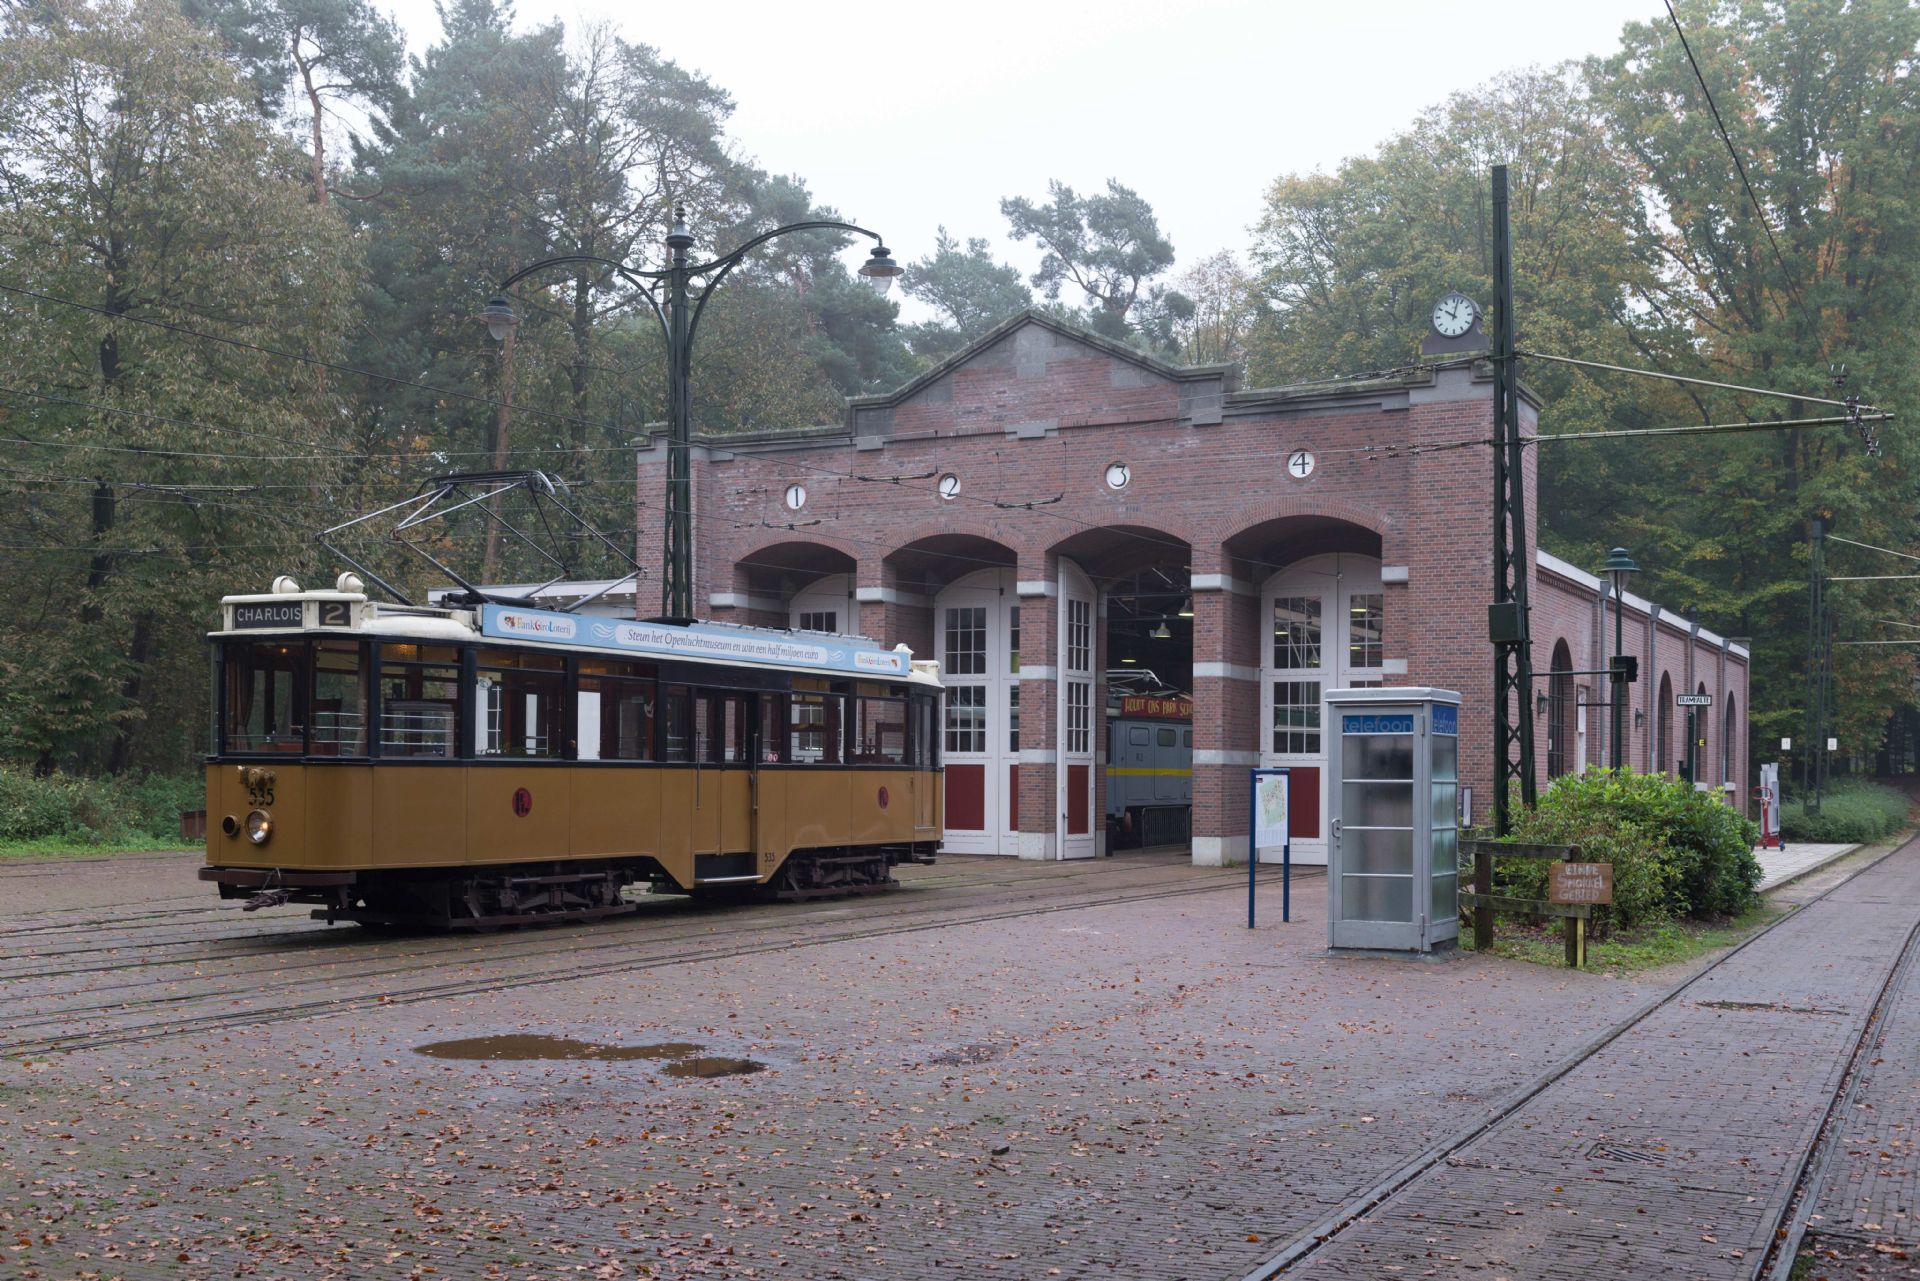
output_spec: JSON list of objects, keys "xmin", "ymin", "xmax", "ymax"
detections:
[{"xmin": 202, "ymin": 576, "xmax": 944, "ymax": 927}]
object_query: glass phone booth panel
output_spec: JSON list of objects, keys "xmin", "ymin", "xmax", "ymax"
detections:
[{"xmin": 1326, "ymin": 687, "xmax": 1462, "ymax": 953}]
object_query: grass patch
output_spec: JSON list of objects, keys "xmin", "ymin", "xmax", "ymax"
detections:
[
  {"xmin": 1458, "ymin": 902, "xmax": 1782, "ymax": 974},
  {"xmin": 1781, "ymin": 778, "xmax": 1911, "ymax": 844}
]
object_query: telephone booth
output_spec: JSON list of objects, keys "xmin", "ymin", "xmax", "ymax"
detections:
[{"xmin": 1326, "ymin": 687, "xmax": 1461, "ymax": 953}]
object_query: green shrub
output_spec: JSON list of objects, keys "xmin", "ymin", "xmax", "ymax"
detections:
[
  {"xmin": 0, "ymin": 767, "xmax": 201, "ymax": 845},
  {"xmin": 1492, "ymin": 768, "xmax": 1761, "ymax": 929},
  {"xmin": 1780, "ymin": 779, "xmax": 1909, "ymax": 844}
]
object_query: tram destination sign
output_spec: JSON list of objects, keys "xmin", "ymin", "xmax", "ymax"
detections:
[
  {"xmin": 230, "ymin": 601, "xmax": 304, "ymax": 629},
  {"xmin": 481, "ymin": 604, "xmax": 911, "ymax": 677}
]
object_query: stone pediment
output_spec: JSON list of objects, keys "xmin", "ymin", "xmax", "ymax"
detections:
[{"xmin": 847, "ymin": 310, "xmax": 1238, "ymax": 442}]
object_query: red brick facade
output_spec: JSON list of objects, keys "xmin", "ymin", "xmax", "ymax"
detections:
[{"xmin": 636, "ymin": 312, "xmax": 1750, "ymax": 863}]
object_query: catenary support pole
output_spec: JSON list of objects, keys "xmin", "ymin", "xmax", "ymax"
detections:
[{"xmin": 1489, "ymin": 164, "xmax": 1537, "ymax": 837}]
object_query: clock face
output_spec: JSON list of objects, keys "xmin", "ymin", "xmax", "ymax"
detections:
[
  {"xmin": 938, "ymin": 473, "xmax": 960, "ymax": 500},
  {"xmin": 1432, "ymin": 292, "xmax": 1478, "ymax": 338}
]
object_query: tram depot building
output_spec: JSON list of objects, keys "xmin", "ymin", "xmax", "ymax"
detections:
[{"xmin": 632, "ymin": 311, "xmax": 1750, "ymax": 865}]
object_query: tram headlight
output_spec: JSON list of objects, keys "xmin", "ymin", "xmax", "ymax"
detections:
[{"xmin": 245, "ymin": 809, "xmax": 273, "ymax": 846}]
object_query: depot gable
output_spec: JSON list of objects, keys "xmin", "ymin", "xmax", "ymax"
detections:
[{"xmin": 846, "ymin": 309, "xmax": 1239, "ymax": 443}]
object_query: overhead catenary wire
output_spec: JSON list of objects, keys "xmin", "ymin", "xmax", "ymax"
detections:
[
  {"xmin": 1515, "ymin": 351, "xmax": 1867, "ymax": 412},
  {"xmin": 1661, "ymin": 0, "xmax": 1825, "ymax": 344}
]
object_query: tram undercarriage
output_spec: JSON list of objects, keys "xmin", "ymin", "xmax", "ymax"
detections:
[{"xmin": 201, "ymin": 844, "xmax": 938, "ymax": 929}]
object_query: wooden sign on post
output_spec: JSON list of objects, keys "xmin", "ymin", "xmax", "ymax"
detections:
[{"xmin": 1550, "ymin": 861, "xmax": 1613, "ymax": 905}]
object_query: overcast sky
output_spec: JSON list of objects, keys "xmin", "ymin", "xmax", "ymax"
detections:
[{"xmin": 386, "ymin": 0, "xmax": 1662, "ymax": 312}]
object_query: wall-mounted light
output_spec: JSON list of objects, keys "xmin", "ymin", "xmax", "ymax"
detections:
[
  {"xmin": 1634, "ymin": 709, "xmax": 1647, "ymax": 729},
  {"xmin": 1536, "ymin": 690, "xmax": 1550, "ymax": 716}
]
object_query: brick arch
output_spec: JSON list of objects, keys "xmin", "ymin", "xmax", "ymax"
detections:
[
  {"xmin": 1044, "ymin": 523, "xmax": 1192, "ymax": 579},
  {"xmin": 1215, "ymin": 493, "xmax": 1392, "ymax": 545},
  {"xmin": 878, "ymin": 513, "xmax": 1026, "ymax": 557},
  {"xmin": 730, "ymin": 538, "xmax": 859, "ymax": 592}
]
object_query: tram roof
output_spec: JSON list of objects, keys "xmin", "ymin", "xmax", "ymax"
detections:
[{"xmin": 212, "ymin": 590, "xmax": 941, "ymax": 687}]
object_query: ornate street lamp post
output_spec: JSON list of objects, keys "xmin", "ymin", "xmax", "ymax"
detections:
[
  {"xmin": 1602, "ymin": 546, "xmax": 1639, "ymax": 770},
  {"xmin": 487, "ymin": 205, "xmax": 902, "ymax": 619}
]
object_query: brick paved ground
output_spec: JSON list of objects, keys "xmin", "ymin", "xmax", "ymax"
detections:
[
  {"xmin": 1797, "ymin": 845, "xmax": 1920, "ymax": 1280},
  {"xmin": 1, "ymin": 852, "xmax": 1669, "ymax": 1281},
  {"xmin": 1286, "ymin": 839, "xmax": 1920, "ymax": 1281}
]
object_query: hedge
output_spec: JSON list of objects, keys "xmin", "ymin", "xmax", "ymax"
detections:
[
  {"xmin": 0, "ymin": 769, "xmax": 200, "ymax": 845},
  {"xmin": 1491, "ymin": 768, "xmax": 1761, "ymax": 931}
]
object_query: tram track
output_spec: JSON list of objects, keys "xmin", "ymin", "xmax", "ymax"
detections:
[
  {"xmin": 0, "ymin": 855, "xmax": 1220, "ymax": 974},
  {"xmin": 4, "ymin": 862, "xmax": 1248, "ymax": 1057},
  {"xmin": 1243, "ymin": 834, "xmax": 1920, "ymax": 1281}
]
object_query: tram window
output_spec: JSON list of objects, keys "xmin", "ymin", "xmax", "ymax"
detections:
[
  {"xmin": 578, "ymin": 675, "xmax": 653, "ymax": 761},
  {"xmin": 854, "ymin": 696, "xmax": 908, "ymax": 764},
  {"xmin": 661, "ymin": 686, "xmax": 693, "ymax": 762},
  {"xmin": 310, "ymin": 641, "xmax": 367, "ymax": 756},
  {"xmin": 1129, "ymin": 727, "xmax": 1150, "ymax": 747},
  {"xmin": 759, "ymin": 694, "xmax": 788, "ymax": 763},
  {"xmin": 378, "ymin": 663, "xmax": 460, "ymax": 757},
  {"xmin": 1183, "ymin": 730, "xmax": 1193, "ymax": 748},
  {"xmin": 909, "ymin": 694, "xmax": 936, "ymax": 768},
  {"xmin": 711, "ymin": 693, "xmax": 749, "ymax": 763},
  {"xmin": 1157, "ymin": 728, "xmax": 1176, "ymax": 748},
  {"xmin": 224, "ymin": 641, "xmax": 308, "ymax": 753},
  {"xmin": 790, "ymin": 684, "xmax": 843, "ymax": 764},
  {"xmin": 474, "ymin": 652, "xmax": 565, "ymax": 759},
  {"xmin": 693, "ymin": 693, "xmax": 715, "ymax": 762}
]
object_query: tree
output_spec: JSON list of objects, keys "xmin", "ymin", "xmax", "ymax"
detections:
[
  {"xmin": 901, "ymin": 228, "xmax": 1032, "ymax": 360},
  {"xmin": 0, "ymin": 0, "xmax": 360, "ymax": 772},
  {"xmin": 1246, "ymin": 67, "xmax": 1654, "ymax": 385},
  {"xmin": 1170, "ymin": 251, "xmax": 1254, "ymax": 367},
  {"xmin": 180, "ymin": 0, "xmax": 404, "ymax": 203},
  {"xmin": 1583, "ymin": 0, "xmax": 1920, "ymax": 756},
  {"xmin": 1000, "ymin": 179, "xmax": 1177, "ymax": 340}
]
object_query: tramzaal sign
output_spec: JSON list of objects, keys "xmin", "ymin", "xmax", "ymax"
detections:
[{"xmin": 1119, "ymin": 694, "xmax": 1193, "ymax": 720}]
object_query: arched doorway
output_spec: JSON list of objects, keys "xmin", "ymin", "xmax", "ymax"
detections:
[
  {"xmin": 1724, "ymin": 696, "xmax": 1738, "ymax": 786},
  {"xmin": 1656, "ymin": 672, "xmax": 1673, "ymax": 774},
  {"xmin": 1547, "ymin": 640, "xmax": 1575, "ymax": 779},
  {"xmin": 1259, "ymin": 552, "xmax": 1385, "ymax": 864}
]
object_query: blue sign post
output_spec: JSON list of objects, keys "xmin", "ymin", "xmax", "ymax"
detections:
[{"xmin": 1248, "ymin": 767, "xmax": 1292, "ymax": 928}]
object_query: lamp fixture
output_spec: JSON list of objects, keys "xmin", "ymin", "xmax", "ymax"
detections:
[
  {"xmin": 1602, "ymin": 546, "xmax": 1639, "ymax": 597},
  {"xmin": 1150, "ymin": 620, "xmax": 1172, "ymax": 640},
  {"xmin": 1634, "ymin": 709, "xmax": 1647, "ymax": 729},
  {"xmin": 859, "ymin": 244, "xmax": 904, "ymax": 294},
  {"xmin": 1177, "ymin": 597, "xmax": 1194, "ymax": 619},
  {"xmin": 1536, "ymin": 690, "xmax": 1550, "ymax": 716},
  {"xmin": 478, "ymin": 295, "xmax": 519, "ymax": 342}
]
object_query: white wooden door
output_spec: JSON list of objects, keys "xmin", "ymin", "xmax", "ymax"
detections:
[{"xmin": 1058, "ymin": 560, "xmax": 1097, "ymax": 860}]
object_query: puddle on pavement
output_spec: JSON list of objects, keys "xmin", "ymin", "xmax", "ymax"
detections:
[
  {"xmin": 661, "ymin": 1056, "xmax": 766, "ymax": 1079},
  {"xmin": 414, "ymin": 1034, "xmax": 763, "ymax": 1076}
]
